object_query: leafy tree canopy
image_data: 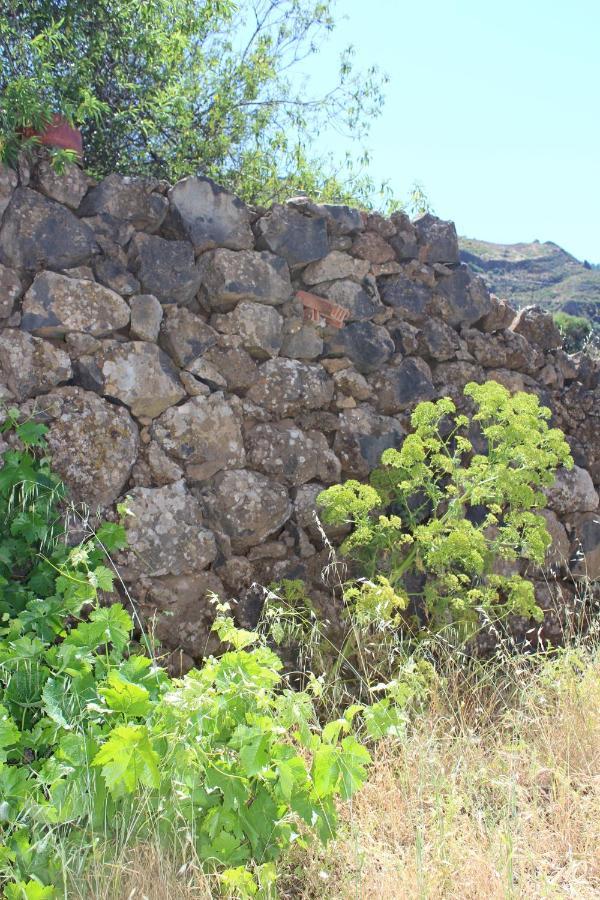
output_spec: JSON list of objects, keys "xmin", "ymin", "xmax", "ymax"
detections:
[{"xmin": 0, "ymin": 0, "xmax": 393, "ymax": 206}]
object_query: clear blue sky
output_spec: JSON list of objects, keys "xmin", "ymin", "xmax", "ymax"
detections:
[{"xmin": 305, "ymin": 0, "xmax": 599, "ymax": 262}]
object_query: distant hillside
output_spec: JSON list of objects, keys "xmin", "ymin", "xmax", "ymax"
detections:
[{"xmin": 459, "ymin": 237, "xmax": 600, "ymax": 331}]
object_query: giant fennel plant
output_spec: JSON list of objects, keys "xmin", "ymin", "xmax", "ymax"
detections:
[{"xmin": 318, "ymin": 381, "xmax": 573, "ymax": 641}]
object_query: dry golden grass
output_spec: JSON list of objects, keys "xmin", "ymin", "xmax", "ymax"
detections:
[{"xmin": 75, "ymin": 646, "xmax": 600, "ymax": 900}]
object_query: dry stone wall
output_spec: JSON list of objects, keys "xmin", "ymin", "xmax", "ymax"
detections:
[{"xmin": 1, "ymin": 155, "xmax": 599, "ymax": 668}]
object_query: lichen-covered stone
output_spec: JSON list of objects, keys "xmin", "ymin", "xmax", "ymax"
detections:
[
  {"xmin": 314, "ymin": 278, "xmax": 382, "ymax": 321},
  {"xmin": 93, "ymin": 256, "xmax": 140, "ymax": 296},
  {"xmin": 201, "ymin": 469, "xmax": 291, "ymax": 552},
  {"xmin": 21, "ymin": 271, "xmax": 130, "ymax": 337},
  {"xmin": 351, "ymin": 232, "xmax": 395, "ymax": 264},
  {"xmin": 0, "ymin": 329, "xmax": 72, "ymax": 400},
  {"xmin": 129, "ymin": 294, "xmax": 163, "ymax": 342},
  {"xmin": 414, "ymin": 213, "xmax": 459, "ymax": 264},
  {"xmin": 0, "ymin": 164, "xmax": 18, "ymax": 221},
  {"xmin": 417, "ymin": 317, "xmax": 461, "ymax": 361},
  {"xmin": 159, "ymin": 305, "xmax": 217, "ymax": 367},
  {"xmin": 370, "ymin": 357, "xmax": 435, "ymax": 414},
  {"xmin": 21, "ymin": 387, "xmax": 139, "ymax": 509},
  {"xmin": 245, "ymin": 422, "xmax": 340, "ymax": 485},
  {"xmin": 122, "ymin": 480, "xmax": 216, "ymax": 576},
  {"xmin": 201, "ymin": 345, "xmax": 258, "ymax": 393},
  {"xmin": 333, "ymin": 407, "xmax": 404, "ymax": 478},
  {"xmin": 35, "ymin": 160, "xmax": 90, "ymax": 210},
  {"xmin": 255, "ymin": 204, "xmax": 328, "ymax": 269},
  {"xmin": 226, "ymin": 300, "xmax": 283, "ymax": 359},
  {"xmin": 0, "ymin": 188, "xmax": 97, "ymax": 270},
  {"xmin": 0, "ymin": 263, "xmax": 23, "ymax": 318},
  {"xmin": 128, "ymin": 233, "xmax": 201, "ymax": 304},
  {"xmin": 379, "ymin": 273, "xmax": 434, "ymax": 323},
  {"xmin": 281, "ymin": 322, "xmax": 323, "ymax": 360},
  {"xmin": 152, "ymin": 393, "xmax": 245, "ymax": 481},
  {"xmin": 570, "ymin": 511, "xmax": 600, "ymax": 580},
  {"xmin": 433, "ymin": 266, "xmax": 492, "ymax": 327},
  {"xmin": 510, "ymin": 305, "xmax": 562, "ymax": 350},
  {"xmin": 99, "ymin": 341, "xmax": 186, "ymax": 417},
  {"xmin": 324, "ymin": 320, "xmax": 394, "ymax": 374},
  {"xmin": 78, "ymin": 174, "xmax": 168, "ymax": 231},
  {"xmin": 167, "ymin": 176, "xmax": 253, "ymax": 252},
  {"xmin": 198, "ymin": 248, "xmax": 292, "ymax": 311},
  {"xmin": 302, "ymin": 251, "xmax": 370, "ymax": 285},
  {"xmin": 247, "ymin": 358, "xmax": 333, "ymax": 416},
  {"xmin": 545, "ymin": 465, "xmax": 599, "ymax": 515}
]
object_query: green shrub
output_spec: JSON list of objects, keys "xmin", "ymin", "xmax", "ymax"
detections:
[
  {"xmin": 0, "ymin": 411, "xmax": 370, "ymax": 898},
  {"xmin": 318, "ymin": 382, "xmax": 573, "ymax": 642},
  {"xmin": 553, "ymin": 311, "xmax": 592, "ymax": 353}
]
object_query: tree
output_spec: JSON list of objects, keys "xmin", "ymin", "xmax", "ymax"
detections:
[{"xmin": 0, "ymin": 0, "xmax": 388, "ymax": 205}]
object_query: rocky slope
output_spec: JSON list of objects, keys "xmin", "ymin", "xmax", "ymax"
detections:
[{"xmin": 460, "ymin": 237, "xmax": 600, "ymax": 330}]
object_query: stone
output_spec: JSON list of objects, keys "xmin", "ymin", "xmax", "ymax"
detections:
[
  {"xmin": 146, "ymin": 441, "xmax": 184, "ymax": 485},
  {"xmin": 152, "ymin": 393, "xmax": 245, "ymax": 481},
  {"xmin": 293, "ymin": 482, "xmax": 350, "ymax": 542},
  {"xmin": 434, "ymin": 267, "xmax": 492, "ymax": 327},
  {"xmin": 81, "ymin": 212, "xmax": 135, "ymax": 249},
  {"xmin": 65, "ymin": 332, "xmax": 101, "ymax": 357},
  {"xmin": 225, "ymin": 300, "xmax": 283, "ymax": 359},
  {"xmin": 0, "ymin": 329, "xmax": 72, "ymax": 400},
  {"xmin": 414, "ymin": 213, "xmax": 459, "ymax": 264},
  {"xmin": 245, "ymin": 422, "xmax": 340, "ymax": 485},
  {"xmin": 128, "ymin": 233, "xmax": 201, "ymax": 305},
  {"xmin": 93, "ymin": 256, "xmax": 140, "ymax": 296},
  {"xmin": 159, "ymin": 305, "xmax": 217, "ymax": 367},
  {"xmin": 98, "ymin": 341, "xmax": 186, "ymax": 417},
  {"xmin": 0, "ymin": 164, "xmax": 18, "ymax": 221},
  {"xmin": 179, "ymin": 371, "xmax": 211, "ymax": 397},
  {"xmin": 417, "ymin": 317, "xmax": 461, "ymax": 361},
  {"xmin": 333, "ymin": 367, "xmax": 371, "ymax": 401},
  {"xmin": 545, "ymin": 465, "xmax": 599, "ymax": 516},
  {"xmin": 198, "ymin": 248, "xmax": 292, "ymax": 311},
  {"xmin": 379, "ymin": 273, "xmax": 434, "ymax": 323},
  {"xmin": 333, "ymin": 407, "xmax": 404, "ymax": 479},
  {"xmin": 139, "ymin": 572, "xmax": 225, "ymax": 660},
  {"xmin": 389, "ymin": 212, "xmax": 418, "ymax": 260},
  {"xmin": 255, "ymin": 205, "xmax": 328, "ymax": 269},
  {"xmin": 302, "ymin": 251, "xmax": 370, "ymax": 284},
  {"xmin": 167, "ymin": 175, "xmax": 253, "ymax": 252},
  {"xmin": 313, "ymin": 278, "xmax": 382, "ymax": 321},
  {"xmin": 21, "ymin": 271, "xmax": 130, "ymax": 338},
  {"xmin": 77, "ymin": 173, "xmax": 168, "ymax": 231},
  {"xmin": 370, "ymin": 358, "xmax": 435, "ymax": 414},
  {"xmin": 510, "ymin": 305, "xmax": 562, "ymax": 350},
  {"xmin": 201, "ymin": 469, "xmax": 291, "ymax": 552},
  {"xmin": 201, "ymin": 345, "xmax": 258, "ymax": 393},
  {"xmin": 21, "ymin": 387, "xmax": 138, "ymax": 509},
  {"xmin": 478, "ymin": 296, "xmax": 517, "ymax": 333},
  {"xmin": 0, "ymin": 263, "xmax": 23, "ymax": 318},
  {"xmin": 281, "ymin": 323, "xmax": 323, "ymax": 360},
  {"xmin": 185, "ymin": 357, "xmax": 227, "ymax": 390},
  {"xmin": 324, "ymin": 321, "xmax": 394, "ymax": 374},
  {"xmin": 351, "ymin": 232, "xmax": 395, "ymax": 264},
  {"xmin": 538, "ymin": 509, "xmax": 570, "ymax": 570},
  {"xmin": 0, "ymin": 187, "xmax": 97, "ymax": 271},
  {"xmin": 122, "ymin": 481, "xmax": 216, "ymax": 577},
  {"xmin": 129, "ymin": 294, "xmax": 163, "ymax": 342},
  {"xmin": 570, "ymin": 511, "xmax": 600, "ymax": 580},
  {"xmin": 287, "ymin": 198, "xmax": 363, "ymax": 235},
  {"xmin": 35, "ymin": 160, "xmax": 89, "ymax": 209},
  {"xmin": 387, "ymin": 319, "xmax": 421, "ymax": 355},
  {"xmin": 246, "ymin": 358, "xmax": 333, "ymax": 417}
]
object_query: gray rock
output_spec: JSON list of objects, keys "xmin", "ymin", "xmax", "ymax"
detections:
[
  {"xmin": 545, "ymin": 465, "xmax": 599, "ymax": 516},
  {"xmin": 288, "ymin": 198, "xmax": 363, "ymax": 235},
  {"xmin": 201, "ymin": 469, "xmax": 291, "ymax": 552},
  {"xmin": 198, "ymin": 248, "xmax": 292, "ymax": 311},
  {"xmin": 256, "ymin": 204, "xmax": 328, "ymax": 269},
  {"xmin": 21, "ymin": 271, "xmax": 130, "ymax": 337},
  {"xmin": 81, "ymin": 212, "xmax": 135, "ymax": 249},
  {"xmin": 246, "ymin": 422, "xmax": 340, "ymax": 485},
  {"xmin": 478, "ymin": 297, "xmax": 518, "ymax": 333},
  {"xmin": 433, "ymin": 266, "xmax": 492, "ymax": 327},
  {"xmin": 570, "ymin": 511, "xmax": 600, "ymax": 580},
  {"xmin": 159, "ymin": 305, "xmax": 217, "ymax": 367},
  {"xmin": 0, "ymin": 164, "xmax": 18, "ymax": 221},
  {"xmin": 184, "ymin": 357, "xmax": 227, "ymax": 390},
  {"xmin": 510, "ymin": 305, "xmax": 562, "ymax": 351},
  {"xmin": 0, "ymin": 263, "xmax": 23, "ymax": 318},
  {"xmin": 389, "ymin": 212, "xmax": 418, "ymax": 260},
  {"xmin": 78, "ymin": 174, "xmax": 168, "ymax": 231},
  {"xmin": 247, "ymin": 358, "xmax": 333, "ymax": 416},
  {"xmin": 417, "ymin": 317, "xmax": 461, "ymax": 361},
  {"xmin": 99, "ymin": 341, "xmax": 186, "ymax": 417},
  {"xmin": 302, "ymin": 251, "xmax": 370, "ymax": 285},
  {"xmin": 123, "ymin": 481, "xmax": 217, "ymax": 577},
  {"xmin": 152, "ymin": 393, "xmax": 245, "ymax": 481},
  {"xmin": 0, "ymin": 329, "xmax": 72, "ymax": 400},
  {"xmin": 324, "ymin": 320, "xmax": 394, "ymax": 374},
  {"xmin": 0, "ymin": 188, "xmax": 97, "ymax": 270},
  {"xmin": 281, "ymin": 323, "xmax": 323, "ymax": 360},
  {"xmin": 201, "ymin": 345, "xmax": 258, "ymax": 393},
  {"xmin": 351, "ymin": 232, "xmax": 395, "ymax": 264},
  {"xmin": 146, "ymin": 441, "xmax": 184, "ymax": 485},
  {"xmin": 370, "ymin": 358, "xmax": 435, "ymax": 414},
  {"xmin": 314, "ymin": 278, "xmax": 382, "ymax": 321},
  {"xmin": 379, "ymin": 274, "xmax": 434, "ymax": 323},
  {"xmin": 128, "ymin": 233, "xmax": 201, "ymax": 304},
  {"xmin": 129, "ymin": 294, "xmax": 163, "ymax": 342},
  {"xmin": 35, "ymin": 160, "xmax": 89, "ymax": 210},
  {"xmin": 167, "ymin": 176, "xmax": 253, "ymax": 252},
  {"xmin": 227, "ymin": 300, "xmax": 283, "ymax": 359},
  {"xmin": 21, "ymin": 387, "xmax": 138, "ymax": 509},
  {"xmin": 333, "ymin": 367, "xmax": 371, "ymax": 401},
  {"xmin": 414, "ymin": 213, "xmax": 459, "ymax": 264},
  {"xmin": 333, "ymin": 407, "xmax": 404, "ymax": 478},
  {"xmin": 93, "ymin": 256, "xmax": 140, "ymax": 296}
]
